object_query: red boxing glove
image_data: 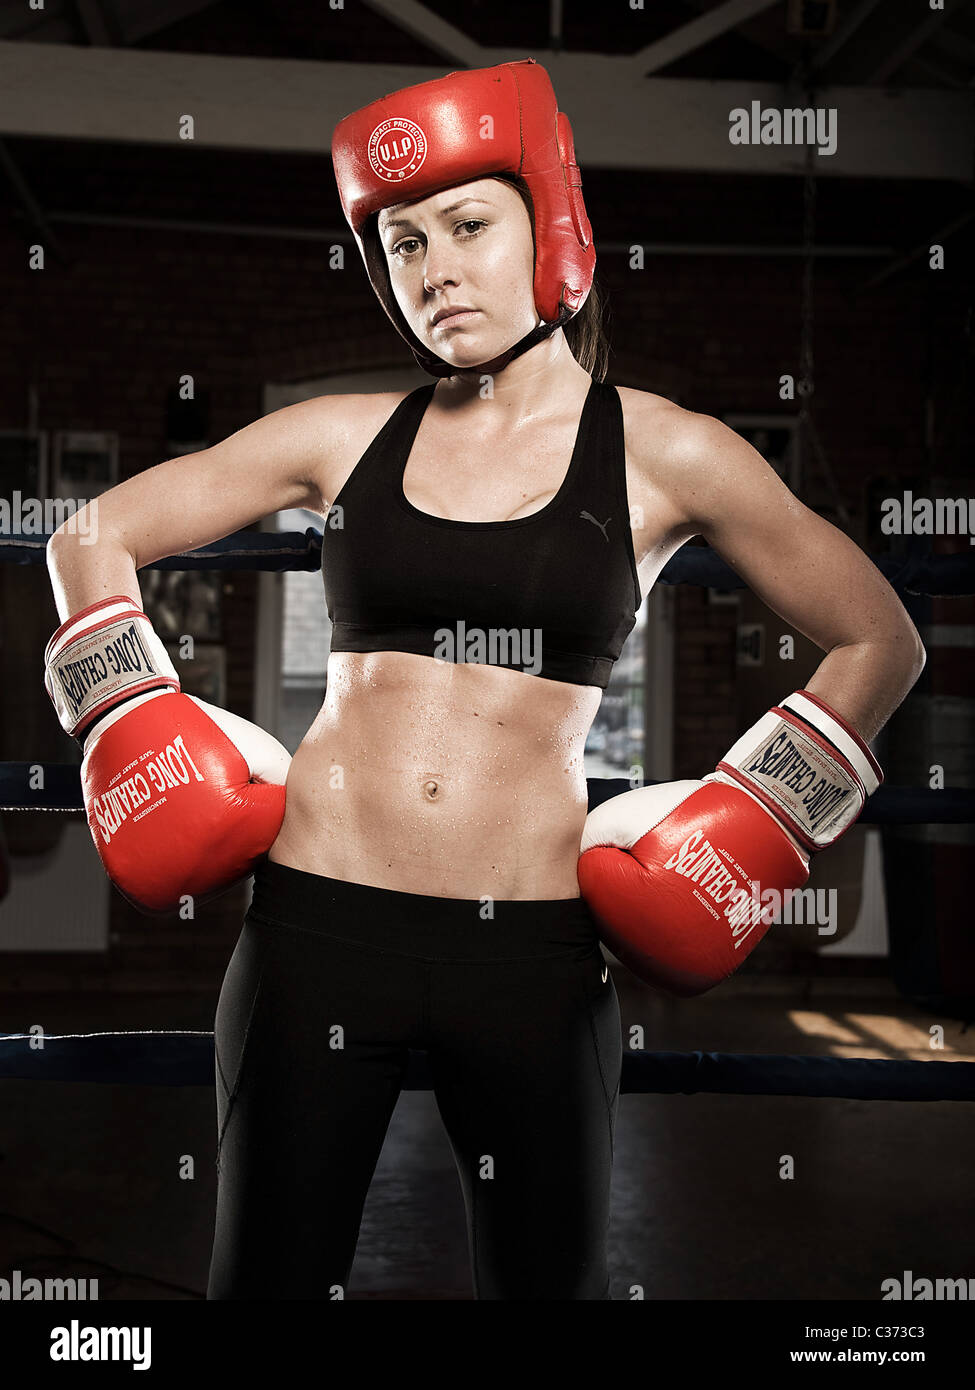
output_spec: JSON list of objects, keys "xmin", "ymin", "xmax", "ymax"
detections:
[
  {"xmin": 578, "ymin": 691, "xmax": 881, "ymax": 997},
  {"xmin": 81, "ymin": 691, "xmax": 289, "ymax": 914},
  {"xmin": 46, "ymin": 596, "xmax": 290, "ymax": 914}
]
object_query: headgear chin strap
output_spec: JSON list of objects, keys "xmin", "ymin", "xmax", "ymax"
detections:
[
  {"xmin": 331, "ymin": 58, "xmax": 595, "ymax": 377},
  {"xmin": 400, "ymin": 303, "xmax": 576, "ymax": 379}
]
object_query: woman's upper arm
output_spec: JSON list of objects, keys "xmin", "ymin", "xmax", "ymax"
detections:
[
  {"xmin": 61, "ymin": 394, "xmax": 343, "ymax": 569},
  {"xmin": 658, "ymin": 411, "xmax": 920, "ymax": 654}
]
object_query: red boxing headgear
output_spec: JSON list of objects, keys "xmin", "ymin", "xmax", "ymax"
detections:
[{"xmin": 331, "ymin": 58, "xmax": 595, "ymax": 376}]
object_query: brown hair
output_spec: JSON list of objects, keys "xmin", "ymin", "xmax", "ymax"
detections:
[{"xmin": 564, "ymin": 277, "xmax": 610, "ymax": 382}]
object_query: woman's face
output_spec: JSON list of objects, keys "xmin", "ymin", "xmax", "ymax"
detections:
[{"xmin": 376, "ymin": 177, "xmax": 538, "ymax": 369}]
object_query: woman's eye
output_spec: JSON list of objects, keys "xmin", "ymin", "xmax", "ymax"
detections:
[{"xmin": 392, "ymin": 221, "xmax": 485, "ymax": 257}]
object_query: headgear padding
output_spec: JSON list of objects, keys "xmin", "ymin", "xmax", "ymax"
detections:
[{"xmin": 331, "ymin": 58, "xmax": 595, "ymax": 376}]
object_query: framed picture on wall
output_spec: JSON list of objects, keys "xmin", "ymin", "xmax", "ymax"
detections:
[
  {"xmin": 0, "ymin": 430, "xmax": 48, "ymax": 514},
  {"xmin": 52, "ymin": 431, "xmax": 119, "ymax": 501}
]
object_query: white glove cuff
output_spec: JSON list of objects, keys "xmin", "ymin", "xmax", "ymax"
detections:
[
  {"xmin": 45, "ymin": 596, "xmax": 180, "ymax": 739},
  {"xmin": 715, "ymin": 689, "xmax": 882, "ymax": 853},
  {"xmin": 780, "ymin": 691, "xmax": 881, "ymax": 795}
]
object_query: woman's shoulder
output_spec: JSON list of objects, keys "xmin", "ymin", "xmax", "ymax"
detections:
[
  {"xmin": 613, "ymin": 384, "xmax": 784, "ymax": 528},
  {"xmin": 293, "ymin": 388, "xmax": 419, "ymax": 503},
  {"xmin": 303, "ymin": 387, "xmax": 417, "ymax": 432},
  {"xmin": 613, "ymin": 383, "xmax": 696, "ymax": 431},
  {"xmin": 300, "ymin": 386, "xmax": 418, "ymax": 452},
  {"xmin": 612, "ymin": 384, "xmax": 717, "ymax": 477}
]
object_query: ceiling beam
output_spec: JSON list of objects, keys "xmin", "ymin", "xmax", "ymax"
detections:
[
  {"xmin": 74, "ymin": 0, "xmax": 118, "ymax": 47},
  {"xmin": 867, "ymin": 0, "xmax": 966, "ymax": 84},
  {"xmin": 1, "ymin": 0, "xmax": 220, "ymax": 43},
  {"xmin": 929, "ymin": 23, "xmax": 975, "ymax": 69},
  {"xmin": 630, "ymin": 0, "xmax": 783, "ymax": 76},
  {"xmin": 118, "ymin": 0, "xmax": 225, "ymax": 46},
  {"xmin": 360, "ymin": 0, "xmax": 485, "ymax": 67},
  {"xmin": 0, "ymin": 137, "xmax": 66, "ymax": 255},
  {"xmin": 808, "ymin": 0, "xmax": 883, "ymax": 75},
  {"xmin": 0, "ymin": 44, "xmax": 969, "ymax": 181},
  {"xmin": 909, "ymin": 53, "xmax": 967, "ymax": 88}
]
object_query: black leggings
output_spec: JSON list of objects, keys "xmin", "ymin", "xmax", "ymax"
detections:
[{"xmin": 207, "ymin": 858, "xmax": 622, "ymax": 1301}]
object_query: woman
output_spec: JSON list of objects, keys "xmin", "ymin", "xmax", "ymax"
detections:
[{"xmin": 45, "ymin": 60, "xmax": 924, "ymax": 1300}]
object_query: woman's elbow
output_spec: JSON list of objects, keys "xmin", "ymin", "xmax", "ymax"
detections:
[
  {"xmin": 46, "ymin": 505, "xmax": 95, "ymax": 556},
  {"xmin": 45, "ymin": 524, "xmax": 74, "ymax": 572},
  {"xmin": 899, "ymin": 617, "xmax": 927, "ymax": 689}
]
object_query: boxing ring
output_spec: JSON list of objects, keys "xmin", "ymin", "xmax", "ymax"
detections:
[{"xmin": 2, "ymin": 528, "xmax": 973, "ymax": 1104}]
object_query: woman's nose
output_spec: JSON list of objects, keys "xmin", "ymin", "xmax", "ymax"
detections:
[{"xmin": 421, "ymin": 235, "xmax": 461, "ymax": 292}]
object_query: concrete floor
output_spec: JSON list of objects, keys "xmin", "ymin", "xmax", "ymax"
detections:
[{"xmin": 0, "ymin": 971, "xmax": 972, "ymax": 1300}]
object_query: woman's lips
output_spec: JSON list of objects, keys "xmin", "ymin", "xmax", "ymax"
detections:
[{"xmin": 433, "ymin": 309, "xmax": 480, "ymax": 328}]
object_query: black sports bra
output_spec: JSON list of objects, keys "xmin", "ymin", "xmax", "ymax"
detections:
[{"xmin": 321, "ymin": 379, "xmax": 642, "ymax": 688}]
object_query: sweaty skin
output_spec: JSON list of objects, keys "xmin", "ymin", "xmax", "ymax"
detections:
[
  {"xmin": 271, "ymin": 650, "xmax": 601, "ymax": 899},
  {"xmin": 269, "ymin": 376, "xmax": 641, "ymax": 900}
]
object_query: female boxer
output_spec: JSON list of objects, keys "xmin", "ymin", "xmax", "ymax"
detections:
[{"xmin": 45, "ymin": 60, "xmax": 924, "ymax": 1300}]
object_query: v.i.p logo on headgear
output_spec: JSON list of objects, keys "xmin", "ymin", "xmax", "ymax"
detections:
[{"xmin": 368, "ymin": 118, "xmax": 428, "ymax": 182}]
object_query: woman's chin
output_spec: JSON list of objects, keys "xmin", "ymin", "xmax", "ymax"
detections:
[{"xmin": 435, "ymin": 336, "xmax": 521, "ymax": 370}]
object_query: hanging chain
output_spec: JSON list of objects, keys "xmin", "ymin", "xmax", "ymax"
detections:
[
  {"xmin": 797, "ymin": 99, "xmax": 851, "ymax": 526},
  {"xmin": 799, "ymin": 137, "xmax": 816, "ymax": 417}
]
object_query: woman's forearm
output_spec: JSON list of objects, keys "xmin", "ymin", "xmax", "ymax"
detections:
[
  {"xmin": 46, "ymin": 521, "xmax": 142, "ymax": 623},
  {"xmin": 803, "ymin": 633, "xmax": 926, "ymax": 745}
]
